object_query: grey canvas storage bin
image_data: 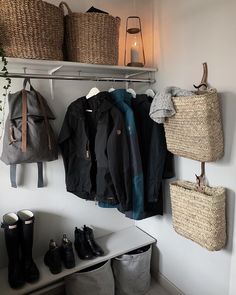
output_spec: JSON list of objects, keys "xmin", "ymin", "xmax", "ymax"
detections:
[
  {"xmin": 112, "ymin": 245, "xmax": 152, "ymax": 295},
  {"xmin": 64, "ymin": 260, "xmax": 115, "ymax": 295}
]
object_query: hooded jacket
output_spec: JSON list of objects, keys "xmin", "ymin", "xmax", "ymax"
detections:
[
  {"xmin": 132, "ymin": 94, "xmax": 174, "ymax": 217},
  {"xmin": 99, "ymin": 89, "xmax": 144, "ymax": 220},
  {"xmin": 58, "ymin": 92, "xmax": 132, "ymax": 210}
]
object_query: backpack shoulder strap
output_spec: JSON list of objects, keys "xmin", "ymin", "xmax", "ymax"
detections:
[
  {"xmin": 21, "ymin": 89, "xmax": 28, "ymax": 153},
  {"xmin": 37, "ymin": 162, "xmax": 44, "ymax": 188},
  {"xmin": 9, "ymin": 163, "xmax": 44, "ymax": 188},
  {"xmin": 10, "ymin": 164, "xmax": 17, "ymax": 188},
  {"xmin": 36, "ymin": 92, "xmax": 52, "ymax": 150}
]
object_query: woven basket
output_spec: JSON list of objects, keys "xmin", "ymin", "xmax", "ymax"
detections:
[
  {"xmin": 170, "ymin": 181, "xmax": 226, "ymax": 251},
  {"xmin": 164, "ymin": 89, "xmax": 224, "ymax": 162},
  {"xmin": 60, "ymin": 2, "xmax": 120, "ymax": 65},
  {"xmin": 0, "ymin": 0, "xmax": 64, "ymax": 60}
]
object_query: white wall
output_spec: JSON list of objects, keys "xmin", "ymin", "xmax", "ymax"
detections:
[{"xmin": 137, "ymin": 1, "xmax": 236, "ymax": 295}]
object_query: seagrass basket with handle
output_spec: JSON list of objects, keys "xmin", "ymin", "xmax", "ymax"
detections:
[
  {"xmin": 164, "ymin": 89, "xmax": 224, "ymax": 162},
  {"xmin": 170, "ymin": 180, "xmax": 226, "ymax": 251},
  {"xmin": 0, "ymin": 0, "xmax": 64, "ymax": 60},
  {"xmin": 60, "ymin": 2, "xmax": 120, "ymax": 65}
]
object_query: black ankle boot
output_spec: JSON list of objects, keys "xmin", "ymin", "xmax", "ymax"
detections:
[
  {"xmin": 2, "ymin": 213, "xmax": 25, "ymax": 289},
  {"xmin": 60, "ymin": 234, "xmax": 75, "ymax": 269},
  {"xmin": 17, "ymin": 210, "xmax": 39, "ymax": 283},
  {"xmin": 44, "ymin": 240, "xmax": 62, "ymax": 274},
  {"xmin": 74, "ymin": 227, "xmax": 93, "ymax": 260},
  {"xmin": 83, "ymin": 225, "xmax": 104, "ymax": 257}
]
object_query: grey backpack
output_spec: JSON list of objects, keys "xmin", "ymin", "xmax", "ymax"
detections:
[{"xmin": 1, "ymin": 79, "xmax": 58, "ymax": 187}]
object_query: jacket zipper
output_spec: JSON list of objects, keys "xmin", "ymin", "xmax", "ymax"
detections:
[{"xmin": 86, "ymin": 141, "xmax": 90, "ymax": 159}]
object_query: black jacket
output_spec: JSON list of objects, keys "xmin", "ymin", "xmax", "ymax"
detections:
[
  {"xmin": 59, "ymin": 92, "xmax": 132, "ymax": 210},
  {"xmin": 132, "ymin": 94, "xmax": 174, "ymax": 217}
]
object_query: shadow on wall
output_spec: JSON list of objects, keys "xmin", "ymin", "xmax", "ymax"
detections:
[
  {"xmin": 163, "ymin": 155, "xmax": 181, "ymax": 216},
  {"xmin": 219, "ymin": 91, "xmax": 236, "ymax": 164},
  {"xmin": 33, "ymin": 211, "xmax": 65, "ymax": 258},
  {"xmin": 225, "ymin": 189, "xmax": 235, "ymax": 253},
  {"xmin": 33, "ymin": 211, "xmax": 113, "ymax": 259}
]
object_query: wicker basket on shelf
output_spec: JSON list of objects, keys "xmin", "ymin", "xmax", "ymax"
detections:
[
  {"xmin": 60, "ymin": 2, "xmax": 120, "ymax": 65},
  {"xmin": 170, "ymin": 180, "xmax": 226, "ymax": 251},
  {"xmin": 164, "ymin": 89, "xmax": 224, "ymax": 162},
  {"xmin": 0, "ymin": 0, "xmax": 64, "ymax": 60}
]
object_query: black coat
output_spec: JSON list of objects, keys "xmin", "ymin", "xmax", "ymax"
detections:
[
  {"xmin": 58, "ymin": 92, "xmax": 132, "ymax": 210},
  {"xmin": 132, "ymin": 94, "xmax": 174, "ymax": 217}
]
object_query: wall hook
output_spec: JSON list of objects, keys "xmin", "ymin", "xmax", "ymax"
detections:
[
  {"xmin": 193, "ymin": 62, "xmax": 208, "ymax": 92},
  {"xmin": 195, "ymin": 162, "xmax": 205, "ymax": 192}
]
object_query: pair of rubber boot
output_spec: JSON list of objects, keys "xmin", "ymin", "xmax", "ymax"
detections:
[
  {"xmin": 1, "ymin": 210, "xmax": 39, "ymax": 289},
  {"xmin": 74, "ymin": 225, "xmax": 104, "ymax": 260},
  {"xmin": 44, "ymin": 234, "xmax": 75, "ymax": 274}
]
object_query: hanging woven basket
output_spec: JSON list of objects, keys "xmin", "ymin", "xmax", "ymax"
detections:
[
  {"xmin": 164, "ymin": 89, "xmax": 224, "ymax": 162},
  {"xmin": 170, "ymin": 180, "xmax": 226, "ymax": 251},
  {"xmin": 0, "ymin": 0, "xmax": 64, "ymax": 60},
  {"xmin": 60, "ymin": 2, "xmax": 120, "ymax": 65}
]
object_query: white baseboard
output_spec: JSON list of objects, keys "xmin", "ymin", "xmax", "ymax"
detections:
[{"xmin": 155, "ymin": 272, "xmax": 185, "ymax": 295}]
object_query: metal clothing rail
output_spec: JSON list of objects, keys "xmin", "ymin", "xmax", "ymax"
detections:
[{"xmin": 0, "ymin": 72, "xmax": 156, "ymax": 83}]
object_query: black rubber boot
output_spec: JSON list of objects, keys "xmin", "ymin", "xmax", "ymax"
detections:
[
  {"xmin": 60, "ymin": 234, "xmax": 75, "ymax": 269},
  {"xmin": 17, "ymin": 210, "xmax": 39, "ymax": 283},
  {"xmin": 2, "ymin": 213, "xmax": 25, "ymax": 289},
  {"xmin": 44, "ymin": 240, "xmax": 62, "ymax": 274},
  {"xmin": 83, "ymin": 225, "xmax": 104, "ymax": 257},
  {"xmin": 74, "ymin": 227, "xmax": 94, "ymax": 260}
]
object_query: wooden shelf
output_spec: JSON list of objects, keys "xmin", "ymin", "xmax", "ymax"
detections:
[
  {"xmin": 6, "ymin": 57, "xmax": 157, "ymax": 77},
  {"xmin": 0, "ymin": 226, "xmax": 156, "ymax": 295}
]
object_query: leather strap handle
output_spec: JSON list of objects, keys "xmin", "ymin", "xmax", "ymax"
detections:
[
  {"xmin": 21, "ymin": 90, "xmax": 28, "ymax": 153},
  {"xmin": 23, "ymin": 78, "xmax": 34, "ymax": 91},
  {"xmin": 36, "ymin": 91, "xmax": 52, "ymax": 150}
]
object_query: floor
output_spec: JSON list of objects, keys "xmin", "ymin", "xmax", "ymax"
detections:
[{"xmin": 146, "ymin": 279, "xmax": 170, "ymax": 295}]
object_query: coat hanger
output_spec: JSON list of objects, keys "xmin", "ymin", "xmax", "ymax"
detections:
[
  {"xmin": 108, "ymin": 77, "xmax": 116, "ymax": 92},
  {"xmin": 194, "ymin": 62, "xmax": 208, "ymax": 191},
  {"xmin": 86, "ymin": 77, "xmax": 100, "ymax": 99},
  {"xmin": 109, "ymin": 87, "xmax": 116, "ymax": 92},
  {"xmin": 126, "ymin": 87, "xmax": 136, "ymax": 98},
  {"xmin": 145, "ymin": 88, "xmax": 156, "ymax": 98}
]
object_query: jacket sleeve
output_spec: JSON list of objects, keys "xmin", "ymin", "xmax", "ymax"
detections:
[{"xmin": 107, "ymin": 109, "xmax": 132, "ymax": 211}]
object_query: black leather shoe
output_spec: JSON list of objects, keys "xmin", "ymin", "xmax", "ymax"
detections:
[
  {"xmin": 74, "ymin": 227, "xmax": 93, "ymax": 260},
  {"xmin": 60, "ymin": 234, "xmax": 75, "ymax": 269},
  {"xmin": 83, "ymin": 225, "xmax": 104, "ymax": 257},
  {"xmin": 44, "ymin": 240, "xmax": 62, "ymax": 274}
]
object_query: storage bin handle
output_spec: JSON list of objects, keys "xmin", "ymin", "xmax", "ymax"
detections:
[{"xmin": 59, "ymin": 1, "xmax": 73, "ymax": 15}]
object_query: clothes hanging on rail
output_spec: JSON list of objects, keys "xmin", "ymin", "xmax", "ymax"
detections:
[
  {"xmin": 99, "ymin": 89, "xmax": 144, "ymax": 220},
  {"xmin": 59, "ymin": 89, "xmax": 175, "ymax": 220},
  {"xmin": 58, "ymin": 92, "xmax": 132, "ymax": 210},
  {"xmin": 132, "ymin": 94, "xmax": 174, "ymax": 217}
]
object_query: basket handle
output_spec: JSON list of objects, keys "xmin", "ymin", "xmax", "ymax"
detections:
[{"xmin": 59, "ymin": 1, "xmax": 72, "ymax": 15}]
